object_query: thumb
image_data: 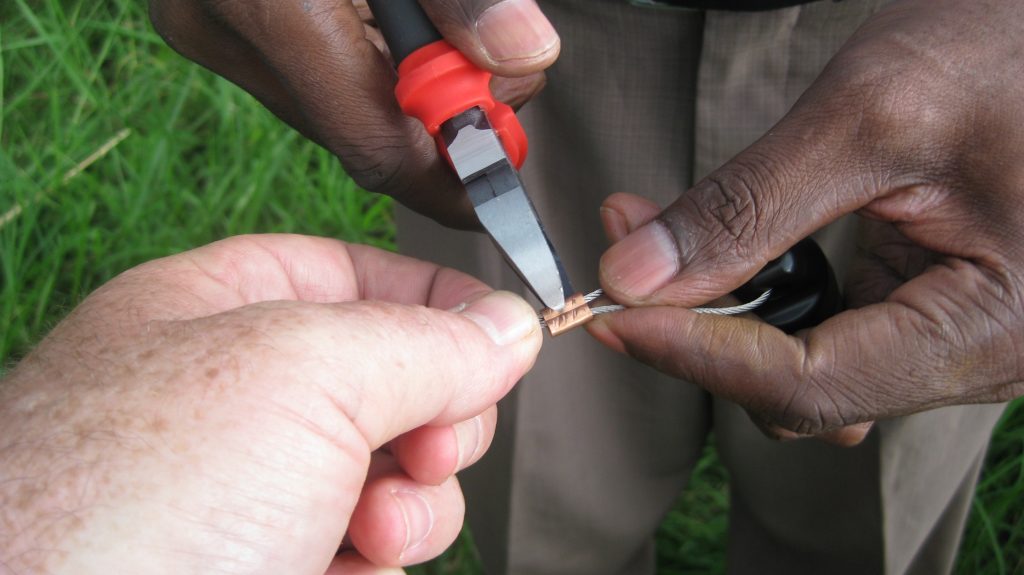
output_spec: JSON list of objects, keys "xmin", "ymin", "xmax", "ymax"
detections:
[
  {"xmin": 420, "ymin": 0, "xmax": 560, "ymax": 76},
  {"xmin": 598, "ymin": 94, "xmax": 882, "ymax": 307},
  {"xmin": 312, "ymin": 290, "xmax": 542, "ymax": 449}
]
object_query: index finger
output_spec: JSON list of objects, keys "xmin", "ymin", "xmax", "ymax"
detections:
[
  {"xmin": 590, "ymin": 262, "xmax": 1019, "ymax": 435},
  {"xmin": 87, "ymin": 234, "xmax": 491, "ymax": 322}
]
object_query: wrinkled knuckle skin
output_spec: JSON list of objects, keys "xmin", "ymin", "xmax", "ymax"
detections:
[
  {"xmin": 677, "ymin": 162, "xmax": 771, "ymax": 264},
  {"xmin": 774, "ymin": 379, "xmax": 854, "ymax": 437},
  {"xmin": 334, "ymin": 131, "xmax": 471, "ymax": 226},
  {"xmin": 344, "ymin": 146, "xmax": 411, "ymax": 197}
]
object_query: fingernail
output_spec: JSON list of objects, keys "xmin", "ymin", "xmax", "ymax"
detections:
[
  {"xmin": 601, "ymin": 221, "xmax": 680, "ymax": 299},
  {"xmin": 455, "ymin": 415, "xmax": 484, "ymax": 470},
  {"xmin": 600, "ymin": 206, "xmax": 629, "ymax": 243},
  {"xmin": 391, "ymin": 489, "xmax": 434, "ymax": 557},
  {"xmin": 459, "ymin": 291, "xmax": 537, "ymax": 346},
  {"xmin": 477, "ymin": 0, "xmax": 558, "ymax": 63}
]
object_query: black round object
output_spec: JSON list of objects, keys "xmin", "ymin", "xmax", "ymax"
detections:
[{"xmin": 733, "ymin": 237, "xmax": 842, "ymax": 334}]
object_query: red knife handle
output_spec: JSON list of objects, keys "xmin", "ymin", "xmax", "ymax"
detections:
[{"xmin": 395, "ymin": 40, "xmax": 528, "ymax": 170}]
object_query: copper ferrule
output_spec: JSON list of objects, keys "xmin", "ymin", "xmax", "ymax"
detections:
[{"xmin": 541, "ymin": 293, "xmax": 594, "ymax": 336}]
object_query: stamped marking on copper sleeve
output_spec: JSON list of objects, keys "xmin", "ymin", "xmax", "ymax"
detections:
[{"xmin": 540, "ymin": 293, "xmax": 593, "ymax": 336}]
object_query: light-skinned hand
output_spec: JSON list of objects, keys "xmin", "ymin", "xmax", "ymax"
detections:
[{"xmin": 0, "ymin": 234, "xmax": 541, "ymax": 574}]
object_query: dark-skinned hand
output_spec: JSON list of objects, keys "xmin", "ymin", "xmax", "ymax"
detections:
[
  {"xmin": 594, "ymin": 0, "xmax": 1024, "ymax": 445},
  {"xmin": 148, "ymin": 0, "xmax": 559, "ymax": 229}
]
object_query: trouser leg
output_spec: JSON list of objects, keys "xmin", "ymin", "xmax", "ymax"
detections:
[
  {"xmin": 716, "ymin": 400, "xmax": 884, "ymax": 574},
  {"xmin": 397, "ymin": 2, "xmax": 710, "ymax": 573},
  {"xmin": 881, "ymin": 405, "xmax": 1004, "ymax": 575},
  {"xmin": 717, "ymin": 401, "xmax": 1003, "ymax": 575}
]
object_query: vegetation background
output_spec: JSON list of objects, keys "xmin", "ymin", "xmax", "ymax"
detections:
[{"xmin": 2, "ymin": 2, "xmax": 1020, "ymax": 572}]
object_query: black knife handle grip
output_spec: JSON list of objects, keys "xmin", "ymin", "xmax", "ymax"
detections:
[{"xmin": 366, "ymin": 0, "xmax": 443, "ymax": 65}]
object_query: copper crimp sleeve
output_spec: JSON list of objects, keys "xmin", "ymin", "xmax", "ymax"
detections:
[{"xmin": 541, "ymin": 293, "xmax": 594, "ymax": 336}]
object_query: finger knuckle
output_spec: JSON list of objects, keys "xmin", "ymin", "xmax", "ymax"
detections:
[
  {"xmin": 340, "ymin": 135, "xmax": 453, "ymax": 211},
  {"xmin": 344, "ymin": 146, "xmax": 412, "ymax": 196},
  {"xmin": 680, "ymin": 162, "xmax": 774, "ymax": 260},
  {"xmin": 774, "ymin": 380, "xmax": 849, "ymax": 436},
  {"xmin": 770, "ymin": 345, "xmax": 872, "ymax": 436},
  {"xmin": 901, "ymin": 296, "xmax": 971, "ymax": 369}
]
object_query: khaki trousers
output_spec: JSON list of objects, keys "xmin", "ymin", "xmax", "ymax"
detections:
[{"xmin": 396, "ymin": 1, "xmax": 1005, "ymax": 572}]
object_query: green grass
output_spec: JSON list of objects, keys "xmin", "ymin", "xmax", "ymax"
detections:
[
  {"xmin": 1, "ymin": 2, "xmax": 1021, "ymax": 574},
  {"xmin": 958, "ymin": 400, "xmax": 1024, "ymax": 574},
  {"xmin": 0, "ymin": 0, "xmax": 392, "ymax": 368}
]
